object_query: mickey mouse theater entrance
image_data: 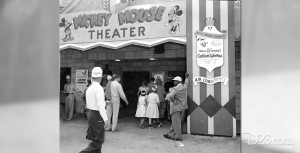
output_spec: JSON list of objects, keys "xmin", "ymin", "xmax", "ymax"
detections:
[
  {"xmin": 60, "ymin": 42, "xmax": 188, "ymax": 131},
  {"xmin": 59, "ymin": 0, "xmax": 240, "ymax": 137}
]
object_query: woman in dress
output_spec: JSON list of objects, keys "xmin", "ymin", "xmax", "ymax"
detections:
[{"xmin": 145, "ymin": 86, "xmax": 161, "ymax": 129}]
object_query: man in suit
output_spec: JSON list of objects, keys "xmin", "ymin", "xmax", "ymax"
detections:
[{"xmin": 163, "ymin": 73, "xmax": 189, "ymax": 141}]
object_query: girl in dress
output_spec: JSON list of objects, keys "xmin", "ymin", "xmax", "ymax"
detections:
[
  {"xmin": 145, "ymin": 86, "xmax": 161, "ymax": 129},
  {"xmin": 137, "ymin": 80, "xmax": 150, "ymax": 96},
  {"xmin": 135, "ymin": 90, "xmax": 147, "ymax": 128}
]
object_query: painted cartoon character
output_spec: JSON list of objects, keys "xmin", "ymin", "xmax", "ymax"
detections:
[
  {"xmin": 59, "ymin": 18, "xmax": 74, "ymax": 42},
  {"xmin": 198, "ymin": 38, "xmax": 208, "ymax": 47},
  {"xmin": 166, "ymin": 5, "xmax": 183, "ymax": 34}
]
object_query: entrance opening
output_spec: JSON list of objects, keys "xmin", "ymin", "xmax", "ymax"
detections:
[
  {"xmin": 120, "ymin": 71, "xmax": 150, "ymax": 118},
  {"xmin": 86, "ymin": 43, "xmax": 187, "ymax": 130},
  {"xmin": 60, "ymin": 67, "xmax": 71, "ymax": 106}
]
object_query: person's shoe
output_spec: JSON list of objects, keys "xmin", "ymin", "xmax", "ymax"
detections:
[
  {"xmin": 111, "ymin": 129, "xmax": 118, "ymax": 133},
  {"xmin": 105, "ymin": 129, "xmax": 112, "ymax": 131},
  {"xmin": 149, "ymin": 125, "xmax": 153, "ymax": 130},
  {"xmin": 171, "ymin": 137, "xmax": 182, "ymax": 141},
  {"xmin": 163, "ymin": 134, "xmax": 172, "ymax": 139},
  {"xmin": 139, "ymin": 125, "xmax": 145, "ymax": 129},
  {"xmin": 66, "ymin": 118, "xmax": 72, "ymax": 121},
  {"xmin": 157, "ymin": 123, "xmax": 163, "ymax": 128}
]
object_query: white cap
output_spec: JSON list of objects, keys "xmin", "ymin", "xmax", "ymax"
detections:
[
  {"xmin": 92, "ymin": 67, "xmax": 103, "ymax": 78},
  {"xmin": 66, "ymin": 75, "xmax": 70, "ymax": 79},
  {"xmin": 151, "ymin": 86, "xmax": 157, "ymax": 92},
  {"xmin": 172, "ymin": 76, "xmax": 182, "ymax": 82},
  {"xmin": 107, "ymin": 75, "xmax": 112, "ymax": 80}
]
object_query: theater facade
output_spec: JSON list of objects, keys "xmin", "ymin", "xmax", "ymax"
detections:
[{"xmin": 59, "ymin": 0, "xmax": 241, "ymax": 137}]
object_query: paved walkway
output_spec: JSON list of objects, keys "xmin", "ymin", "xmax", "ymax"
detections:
[{"xmin": 60, "ymin": 114, "xmax": 240, "ymax": 153}]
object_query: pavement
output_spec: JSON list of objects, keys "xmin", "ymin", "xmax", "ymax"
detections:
[{"xmin": 60, "ymin": 113, "xmax": 240, "ymax": 153}]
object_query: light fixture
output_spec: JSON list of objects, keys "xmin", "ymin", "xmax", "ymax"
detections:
[
  {"xmin": 115, "ymin": 59, "xmax": 121, "ymax": 62},
  {"xmin": 149, "ymin": 58, "xmax": 155, "ymax": 61}
]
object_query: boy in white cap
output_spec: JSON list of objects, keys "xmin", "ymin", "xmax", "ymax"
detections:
[
  {"xmin": 163, "ymin": 73, "xmax": 189, "ymax": 141},
  {"xmin": 80, "ymin": 67, "xmax": 108, "ymax": 153},
  {"xmin": 64, "ymin": 75, "xmax": 82, "ymax": 120}
]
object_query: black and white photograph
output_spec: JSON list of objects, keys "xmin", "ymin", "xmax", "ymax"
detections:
[
  {"xmin": 59, "ymin": 0, "xmax": 241, "ymax": 152},
  {"xmin": 1, "ymin": 0, "xmax": 300, "ymax": 153}
]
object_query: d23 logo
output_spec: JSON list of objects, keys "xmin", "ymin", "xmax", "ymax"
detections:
[{"xmin": 195, "ymin": 17, "xmax": 227, "ymax": 73}]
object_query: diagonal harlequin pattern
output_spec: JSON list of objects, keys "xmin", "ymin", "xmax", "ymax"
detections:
[
  {"xmin": 187, "ymin": 96, "xmax": 199, "ymax": 117},
  {"xmin": 214, "ymin": 107, "xmax": 234, "ymax": 136},
  {"xmin": 223, "ymin": 96, "xmax": 236, "ymax": 118},
  {"xmin": 199, "ymin": 95, "xmax": 222, "ymax": 118}
]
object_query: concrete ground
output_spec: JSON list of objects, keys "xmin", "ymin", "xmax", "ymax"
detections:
[{"xmin": 60, "ymin": 112, "xmax": 240, "ymax": 153}]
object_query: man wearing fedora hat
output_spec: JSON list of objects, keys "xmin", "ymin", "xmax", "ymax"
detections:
[
  {"xmin": 163, "ymin": 73, "xmax": 189, "ymax": 141},
  {"xmin": 80, "ymin": 67, "xmax": 108, "ymax": 153}
]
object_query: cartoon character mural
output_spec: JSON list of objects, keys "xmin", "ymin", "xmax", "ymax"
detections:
[
  {"xmin": 166, "ymin": 5, "xmax": 183, "ymax": 34},
  {"xmin": 59, "ymin": 18, "xmax": 74, "ymax": 42},
  {"xmin": 198, "ymin": 38, "xmax": 208, "ymax": 47}
]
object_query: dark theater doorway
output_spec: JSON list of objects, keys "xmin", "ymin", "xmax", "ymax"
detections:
[{"xmin": 119, "ymin": 71, "xmax": 150, "ymax": 118}]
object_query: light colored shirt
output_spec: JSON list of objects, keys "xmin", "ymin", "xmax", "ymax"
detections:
[
  {"xmin": 110, "ymin": 80, "xmax": 127, "ymax": 103},
  {"xmin": 85, "ymin": 82, "xmax": 108, "ymax": 121},
  {"xmin": 64, "ymin": 83, "xmax": 80, "ymax": 94}
]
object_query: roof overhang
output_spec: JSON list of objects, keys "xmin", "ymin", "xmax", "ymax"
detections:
[{"xmin": 59, "ymin": 36, "xmax": 186, "ymax": 51}]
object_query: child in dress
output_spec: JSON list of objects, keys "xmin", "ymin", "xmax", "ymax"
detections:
[
  {"xmin": 135, "ymin": 90, "xmax": 147, "ymax": 128},
  {"xmin": 145, "ymin": 86, "xmax": 161, "ymax": 129}
]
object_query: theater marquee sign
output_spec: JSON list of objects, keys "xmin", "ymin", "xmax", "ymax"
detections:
[{"xmin": 59, "ymin": 1, "xmax": 186, "ymax": 44}]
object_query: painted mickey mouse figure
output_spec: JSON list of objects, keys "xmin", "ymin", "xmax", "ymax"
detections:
[
  {"xmin": 59, "ymin": 18, "xmax": 74, "ymax": 42},
  {"xmin": 166, "ymin": 5, "xmax": 183, "ymax": 34}
]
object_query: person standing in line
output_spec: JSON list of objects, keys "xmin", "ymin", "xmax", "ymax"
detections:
[
  {"xmin": 135, "ymin": 89, "xmax": 148, "ymax": 129},
  {"xmin": 104, "ymin": 75, "xmax": 112, "ymax": 131},
  {"xmin": 105, "ymin": 75, "xmax": 112, "ymax": 104},
  {"xmin": 164, "ymin": 77, "xmax": 174, "ymax": 121},
  {"xmin": 80, "ymin": 67, "xmax": 108, "ymax": 153},
  {"xmin": 64, "ymin": 75, "xmax": 82, "ymax": 121},
  {"xmin": 156, "ymin": 79, "xmax": 167, "ymax": 123},
  {"xmin": 163, "ymin": 73, "xmax": 189, "ymax": 141},
  {"xmin": 145, "ymin": 86, "xmax": 161, "ymax": 129},
  {"xmin": 106, "ymin": 74, "xmax": 129, "ymax": 132},
  {"xmin": 147, "ymin": 77, "xmax": 155, "ymax": 90},
  {"xmin": 82, "ymin": 79, "xmax": 92, "ymax": 118},
  {"xmin": 138, "ymin": 80, "xmax": 150, "ymax": 96}
]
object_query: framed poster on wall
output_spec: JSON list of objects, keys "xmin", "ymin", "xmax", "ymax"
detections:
[
  {"xmin": 151, "ymin": 71, "xmax": 165, "ymax": 84},
  {"xmin": 76, "ymin": 69, "xmax": 88, "ymax": 92}
]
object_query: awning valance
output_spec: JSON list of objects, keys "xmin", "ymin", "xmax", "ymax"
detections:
[{"xmin": 59, "ymin": 36, "xmax": 186, "ymax": 51}]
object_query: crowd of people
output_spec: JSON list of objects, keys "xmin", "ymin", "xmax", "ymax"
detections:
[{"xmin": 63, "ymin": 67, "xmax": 189, "ymax": 153}]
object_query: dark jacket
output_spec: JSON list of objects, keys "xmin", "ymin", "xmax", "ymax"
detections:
[{"xmin": 105, "ymin": 81, "xmax": 112, "ymax": 100}]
